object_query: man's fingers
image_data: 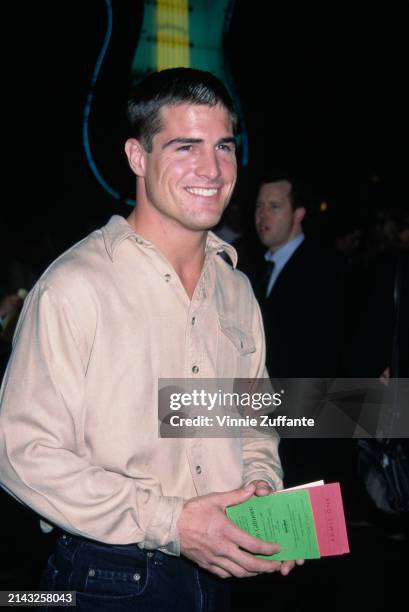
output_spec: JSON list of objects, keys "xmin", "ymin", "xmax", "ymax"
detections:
[
  {"xmin": 253, "ymin": 480, "xmax": 272, "ymax": 496},
  {"xmin": 279, "ymin": 559, "xmax": 305, "ymax": 575},
  {"xmin": 207, "ymin": 565, "xmax": 232, "ymax": 579},
  {"xmin": 209, "ymin": 557, "xmax": 259, "ymax": 579},
  {"xmin": 280, "ymin": 560, "xmax": 295, "ymax": 575},
  {"xmin": 227, "ymin": 521, "xmax": 280, "ymax": 557},
  {"xmin": 232, "ymin": 547, "xmax": 282, "ymax": 575},
  {"xmin": 219, "ymin": 483, "xmax": 256, "ymax": 509}
]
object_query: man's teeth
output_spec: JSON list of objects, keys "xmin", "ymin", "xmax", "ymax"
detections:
[{"xmin": 186, "ymin": 187, "xmax": 218, "ymax": 196}]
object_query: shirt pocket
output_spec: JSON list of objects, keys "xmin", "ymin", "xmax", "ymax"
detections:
[{"xmin": 218, "ymin": 317, "xmax": 256, "ymax": 356}]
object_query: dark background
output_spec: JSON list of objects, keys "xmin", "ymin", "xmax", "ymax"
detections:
[
  {"xmin": 4, "ymin": 1, "xmax": 407, "ymax": 252},
  {"xmin": 1, "ymin": 2, "xmax": 408, "ymax": 604}
]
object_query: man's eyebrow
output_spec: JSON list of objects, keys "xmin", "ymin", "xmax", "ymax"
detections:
[
  {"xmin": 161, "ymin": 136, "xmax": 237, "ymax": 149},
  {"xmin": 162, "ymin": 137, "xmax": 203, "ymax": 149},
  {"xmin": 217, "ymin": 137, "xmax": 237, "ymax": 147}
]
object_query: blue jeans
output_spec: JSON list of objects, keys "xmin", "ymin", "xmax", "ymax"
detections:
[{"xmin": 39, "ymin": 533, "xmax": 231, "ymax": 611}]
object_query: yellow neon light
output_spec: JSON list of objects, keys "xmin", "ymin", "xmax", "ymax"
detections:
[{"xmin": 156, "ymin": 0, "xmax": 190, "ymax": 70}]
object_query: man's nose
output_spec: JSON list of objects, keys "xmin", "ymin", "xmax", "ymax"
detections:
[
  {"xmin": 196, "ymin": 150, "xmax": 221, "ymax": 180},
  {"xmin": 255, "ymin": 205, "xmax": 266, "ymax": 220}
]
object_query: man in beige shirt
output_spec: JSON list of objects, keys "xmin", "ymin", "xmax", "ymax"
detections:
[{"xmin": 0, "ymin": 68, "xmax": 301, "ymax": 610}]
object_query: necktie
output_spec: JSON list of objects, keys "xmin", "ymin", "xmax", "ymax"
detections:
[{"xmin": 264, "ymin": 260, "xmax": 275, "ymax": 295}]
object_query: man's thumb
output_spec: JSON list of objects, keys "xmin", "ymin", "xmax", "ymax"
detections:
[{"xmin": 222, "ymin": 483, "xmax": 255, "ymax": 508}]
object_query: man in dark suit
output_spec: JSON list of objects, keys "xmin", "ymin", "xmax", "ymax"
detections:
[
  {"xmin": 254, "ymin": 178, "xmax": 342, "ymax": 378},
  {"xmin": 247, "ymin": 177, "xmax": 345, "ymax": 486}
]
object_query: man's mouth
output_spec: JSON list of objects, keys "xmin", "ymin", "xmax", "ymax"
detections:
[
  {"xmin": 185, "ymin": 187, "xmax": 219, "ymax": 197},
  {"xmin": 257, "ymin": 225, "xmax": 269, "ymax": 233}
]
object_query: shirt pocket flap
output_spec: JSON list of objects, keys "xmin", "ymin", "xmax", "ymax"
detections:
[{"xmin": 219, "ymin": 318, "xmax": 256, "ymax": 355}]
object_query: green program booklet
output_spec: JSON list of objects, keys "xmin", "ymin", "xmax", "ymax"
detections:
[{"xmin": 226, "ymin": 482, "xmax": 349, "ymax": 561}]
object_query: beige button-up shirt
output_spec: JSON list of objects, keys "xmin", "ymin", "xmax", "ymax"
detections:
[{"xmin": 0, "ymin": 216, "xmax": 282, "ymax": 555}]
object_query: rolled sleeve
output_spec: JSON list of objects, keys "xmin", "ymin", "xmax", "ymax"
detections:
[{"xmin": 143, "ymin": 495, "xmax": 185, "ymax": 556}]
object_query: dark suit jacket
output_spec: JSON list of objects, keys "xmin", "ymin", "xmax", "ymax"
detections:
[
  {"xmin": 243, "ymin": 240, "xmax": 345, "ymax": 378},
  {"xmin": 235, "ymin": 238, "xmax": 348, "ymax": 486}
]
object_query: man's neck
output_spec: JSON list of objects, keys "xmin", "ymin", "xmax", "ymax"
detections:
[
  {"xmin": 127, "ymin": 206, "xmax": 207, "ymax": 299},
  {"xmin": 269, "ymin": 230, "xmax": 304, "ymax": 255}
]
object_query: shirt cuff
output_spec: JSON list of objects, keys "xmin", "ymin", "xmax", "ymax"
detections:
[{"xmin": 142, "ymin": 495, "xmax": 185, "ymax": 556}]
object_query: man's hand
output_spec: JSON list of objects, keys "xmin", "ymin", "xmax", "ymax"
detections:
[
  {"xmin": 250, "ymin": 479, "xmax": 273, "ymax": 497},
  {"xmin": 249, "ymin": 479, "xmax": 305, "ymax": 576},
  {"xmin": 178, "ymin": 483, "xmax": 282, "ymax": 579}
]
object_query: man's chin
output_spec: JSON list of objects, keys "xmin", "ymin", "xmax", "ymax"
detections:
[
  {"xmin": 257, "ymin": 236, "xmax": 272, "ymax": 249},
  {"xmin": 189, "ymin": 214, "xmax": 224, "ymax": 232},
  {"xmin": 189, "ymin": 223, "xmax": 220, "ymax": 233}
]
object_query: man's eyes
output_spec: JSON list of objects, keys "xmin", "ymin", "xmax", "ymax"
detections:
[
  {"xmin": 175, "ymin": 144, "xmax": 235, "ymax": 152},
  {"xmin": 176, "ymin": 145, "xmax": 193, "ymax": 152},
  {"xmin": 256, "ymin": 203, "xmax": 280, "ymax": 211},
  {"xmin": 216, "ymin": 143, "xmax": 235, "ymax": 152}
]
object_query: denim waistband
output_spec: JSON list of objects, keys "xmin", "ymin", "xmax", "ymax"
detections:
[{"xmin": 56, "ymin": 530, "xmax": 141, "ymax": 551}]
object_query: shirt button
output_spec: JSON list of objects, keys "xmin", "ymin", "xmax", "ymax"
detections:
[
  {"xmin": 133, "ymin": 573, "xmax": 141, "ymax": 581},
  {"xmin": 191, "ymin": 316, "xmax": 196, "ymax": 325},
  {"xmin": 196, "ymin": 465, "xmax": 202, "ymax": 474},
  {"xmin": 192, "ymin": 365, "xmax": 199, "ymax": 374},
  {"xmin": 88, "ymin": 569, "xmax": 96, "ymax": 577},
  {"xmin": 147, "ymin": 551, "xmax": 154, "ymax": 558},
  {"xmin": 164, "ymin": 273, "xmax": 171, "ymax": 282}
]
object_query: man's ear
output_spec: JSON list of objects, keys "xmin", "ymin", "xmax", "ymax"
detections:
[
  {"xmin": 124, "ymin": 138, "xmax": 147, "ymax": 177},
  {"xmin": 294, "ymin": 206, "xmax": 306, "ymax": 225}
]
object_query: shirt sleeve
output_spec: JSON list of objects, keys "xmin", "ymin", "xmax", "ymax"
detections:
[
  {"xmin": 240, "ymin": 287, "xmax": 284, "ymax": 491},
  {"xmin": 0, "ymin": 282, "xmax": 184, "ymax": 553}
]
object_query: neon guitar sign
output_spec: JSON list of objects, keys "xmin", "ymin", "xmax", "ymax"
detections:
[
  {"xmin": 83, "ymin": 0, "xmax": 247, "ymax": 206},
  {"xmin": 131, "ymin": 0, "xmax": 247, "ymax": 165}
]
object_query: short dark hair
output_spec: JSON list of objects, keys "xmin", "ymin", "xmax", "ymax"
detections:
[
  {"xmin": 257, "ymin": 173, "xmax": 306, "ymax": 211},
  {"xmin": 127, "ymin": 68, "xmax": 237, "ymax": 152}
]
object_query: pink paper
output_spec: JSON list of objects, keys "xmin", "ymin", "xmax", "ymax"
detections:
[{"xmin": 308, "ymin": 482, "xmax": 350, "ymax": 556}]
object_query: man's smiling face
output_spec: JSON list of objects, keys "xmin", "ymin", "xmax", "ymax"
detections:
[{"xmin": 138, "ymin": 103, "xmax": 237, "ymax": 232}]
